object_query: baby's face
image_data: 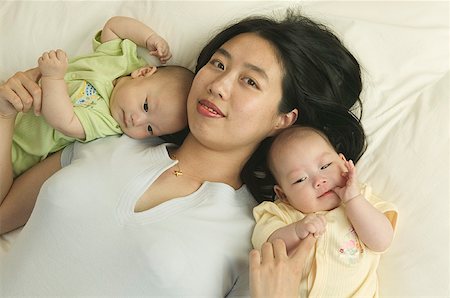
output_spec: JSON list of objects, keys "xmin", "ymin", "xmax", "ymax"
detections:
[
  {"xmin": 110, "ymin": 75, "xmax": 187, "ymax": 139},
  {"xmin": 271, "ymin": 131, "xmax": 347, "ymax": 213}
]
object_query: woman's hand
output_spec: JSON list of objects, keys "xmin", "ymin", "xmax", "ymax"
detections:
[
  {"xmin": 249, "ymin": 235, "xmax": 316, "ymax": 298},
  {"xmin": 0, "ymin": 68, "xmax": 42, "ymax": 119}
]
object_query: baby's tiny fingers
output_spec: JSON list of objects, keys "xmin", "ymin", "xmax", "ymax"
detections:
[
  {"xmin": 48, "ymin": 50, "xmax": 57, "ymax": 59},
  {"xmin": 56, "ymin": 49, "xmax": 67, "ymax": 60},
  {"xmin": 317, "ymin": 215, "xmax": 327, "ymax": 227},
  {"xmin": 41, "ymin": 52, "xmax": 50, "ymax": 60}
]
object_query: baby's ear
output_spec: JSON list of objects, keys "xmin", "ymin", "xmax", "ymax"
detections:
[
  {"xmin": 274, "ymin": 185, "xmax": 287, "ymax": 202},
  {"xmin": 131, "ymin": 66, "xmax": 157, "ymax": 78}
]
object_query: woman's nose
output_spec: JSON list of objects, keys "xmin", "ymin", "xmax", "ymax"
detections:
[{"xmin": 207, "ymin": 73, "xmax": 232, "ymax": 100}]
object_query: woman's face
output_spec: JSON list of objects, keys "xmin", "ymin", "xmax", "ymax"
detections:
[{"xmin": 187, "ymin": 33, "xmax": 287, "ymax": 152}]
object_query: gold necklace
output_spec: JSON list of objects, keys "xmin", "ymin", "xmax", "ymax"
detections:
[{"xmin": 169, "ymin": 153, "xmax": 183, "ymax": 177}]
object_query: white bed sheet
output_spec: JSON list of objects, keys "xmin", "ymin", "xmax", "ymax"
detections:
[{"xmin": 1, "ymin": 1, "xmax": 449, "ymax": 296}]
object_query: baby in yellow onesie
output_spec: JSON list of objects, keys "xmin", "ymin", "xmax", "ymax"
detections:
[{"xmin": 252, "ymin": 126, "xmax": 398, "ymax": 297}]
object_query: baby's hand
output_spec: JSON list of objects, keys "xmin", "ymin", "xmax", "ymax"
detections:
[
  {"xmin": 145, "ymin": 34, "xmax": 172, "ymax": 64},
  {"xmin": 295, "ymin": 214, "xmax": 326, "ymax": 239},
  {"xmin": 333, "ymin": 158, "xmax": 361, "ymax": 203},
  {"xmin": 38, "ymin": 49, "xmax": 68, "ymax": 79}
]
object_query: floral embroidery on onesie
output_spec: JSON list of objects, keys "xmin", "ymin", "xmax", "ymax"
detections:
[
  {"xmin": 339, "ymin": 227, "xmax": 364, "ymax": 264},
  {"xmin": 74, "ymin": 81, "xmax": 100, "ymax": 108}
]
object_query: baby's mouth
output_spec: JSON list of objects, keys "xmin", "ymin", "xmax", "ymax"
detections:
[{"xmin": 318, "ymin": 190, "xmax": 334, "ymax": 198}]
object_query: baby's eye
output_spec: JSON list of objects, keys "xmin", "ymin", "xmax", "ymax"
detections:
[
  {"xmin": 147, "ymin": 125, "xmax": 153, "ymax": 135},
  {"xmin": 294, "ymin": 177, "xmax": 307, "ymax": 184},
  {"xmin": 211, "ymin": 59, "xmax": 225, "ymax": 70},
  {"xmin": 143, "ymin": 99, "xmax": 149, "ymax": 112},
  {"xmin": 321, "ymin": 162, "xmax": 332, "ymax": 170}
]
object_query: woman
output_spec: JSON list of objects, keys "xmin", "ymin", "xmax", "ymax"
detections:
[{"xmin": 0, "ymin": 11, "xmax": 365, "ymax": 296}]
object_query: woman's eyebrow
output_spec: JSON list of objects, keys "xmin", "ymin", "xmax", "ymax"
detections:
[
  {"xmin": 217, "ymin": 47, "xmax": 269, "ymax": 81},
  {"xmin": 216, "ymin": 47, "xmax": 231, "ymax": 59}
]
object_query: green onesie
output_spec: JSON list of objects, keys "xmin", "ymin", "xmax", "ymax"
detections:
[{"xmin": 12, "ymin": 31, "xmax": 146, "ymax": 176}]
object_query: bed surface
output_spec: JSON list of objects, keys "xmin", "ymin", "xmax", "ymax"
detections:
[{"xmin": 1, "ymin": 1, "xmax": 449, "ymax": 296}]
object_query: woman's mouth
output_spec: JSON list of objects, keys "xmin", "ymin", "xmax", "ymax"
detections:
[{"xmin": 197, "ymin": 99, "xmax": 224, "ymax": 117}]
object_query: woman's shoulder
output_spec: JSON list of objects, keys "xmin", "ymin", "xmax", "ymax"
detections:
[
  {"xmin": 66, "ymin": 135, "xmax": 170, "ymax": 165},
  {"xmin": 201, "ymin": 182, "xmax": 257, "ymax": 208}
]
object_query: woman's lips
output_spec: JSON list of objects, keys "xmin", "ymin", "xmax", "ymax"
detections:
[{"xmin": 197, "ymin": 99, "xmax": 224, "ymax": 117}]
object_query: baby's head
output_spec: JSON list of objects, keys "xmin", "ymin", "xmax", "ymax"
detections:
[
  {"xmin": 110, "ymin": 65, "xmax": 194, "ymax": 139},
  {"xmin": 268, "ymin": 126, "xmax": 348, "ymax": 213}
]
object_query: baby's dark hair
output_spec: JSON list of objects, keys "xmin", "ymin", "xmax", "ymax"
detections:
[
  {"xmin": 268, "ymin": 125, "xmax": 347, "ymax": 185},
  {"xmin": 248, "ymin": 105, "xmax": 365, "ymax": 204}
]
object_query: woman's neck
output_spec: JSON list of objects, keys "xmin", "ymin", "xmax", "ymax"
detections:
[{"xmin": 172, "ymin": 134, "xmax": 254, "ymax": 189}]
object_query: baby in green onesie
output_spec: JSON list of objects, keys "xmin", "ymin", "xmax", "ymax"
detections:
[{"xmin": 11, "ymin": 16, "xmax": 194, "ymax": 176}]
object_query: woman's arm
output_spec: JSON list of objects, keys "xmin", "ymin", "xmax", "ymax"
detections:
[
  {"xmin": 0, "ymin": 151, "xmax": 62, "ymax": 234},
  {"xmin": 0, "ymin": 117, "xmax": 15, "ymax": 201},
  {"xmin": 0, "ymin": 68, "xmax": 42, "ymax": 203},
  {"xmin": 101, "ymin": 16, "xmax": 171, "ymax": 63},
  {"xmin": 0, "ymin": 68, "xmax": 62, "ymax": 235}
]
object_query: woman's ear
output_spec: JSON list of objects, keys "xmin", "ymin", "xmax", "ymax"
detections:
[
  {"xmin": 274, "ymin": 185, "xmax": 287, "ymax": 202},
  {"xmin": 271, "ymin": 108, "xmax": 298, "ymax": 135},
  {"xmin": 131, "ymin": 66, "xmax": 157, "ymax": 78},
  {"xmin": 279, "ymin": 108, "xmax": 298, "ymax": 129},
  {"xmin": 339, "ymin": 153, "xmax": 347, "ymax": 162}
]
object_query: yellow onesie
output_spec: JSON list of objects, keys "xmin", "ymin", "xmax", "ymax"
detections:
[{"xmin": 252, "ymin": 185, "xmax": 398, "ymax": 298}]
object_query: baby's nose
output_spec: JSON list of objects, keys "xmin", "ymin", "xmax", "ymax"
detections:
[
  {"xmin": 315, "ymin": 176, "xmax": 327, "ymax": 188},
  {"xmin": 132, "ymin": 113, "xmax": 147, "ymax": 126}
]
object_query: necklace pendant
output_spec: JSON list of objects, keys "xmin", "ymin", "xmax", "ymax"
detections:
[{"xmin": 174, "ymin": 170, "xmax": 183, "ymax": 177}]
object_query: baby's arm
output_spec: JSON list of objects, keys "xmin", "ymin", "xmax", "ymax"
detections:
[
  {"xmin": 334, "ymin": 159, "xmax": 394, "ymax": 252},
  {"xmin": 101, "ymin": 16, "xmax": 171, "ymax": 63},
  {"xmin": 268, "ymin": 214, "xmax": 326, "ymax": 255},
  {"xmin": 38, "ymin": 50, "xmax": 85, "ymax": 140}
]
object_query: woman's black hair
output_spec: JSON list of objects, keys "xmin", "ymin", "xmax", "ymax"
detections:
[{"xmin": 173, "ymin": 9, "xmax": 367, "ymax": 202}]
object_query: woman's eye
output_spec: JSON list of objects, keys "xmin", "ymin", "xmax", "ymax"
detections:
[
  {"xmin": 143, "ymin": 99, "xmax": 149, "ymax": 112},
  {"xmin": 321, "ymin": 162, "xmax": 332, "ymax": 170},
  {"xmin": 243, "ymin": 77, "xmax": 258, "ymax": 88},
  {"xmin": 211, "ymin": 59, "xmax": 224, "ymax": 70}
]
